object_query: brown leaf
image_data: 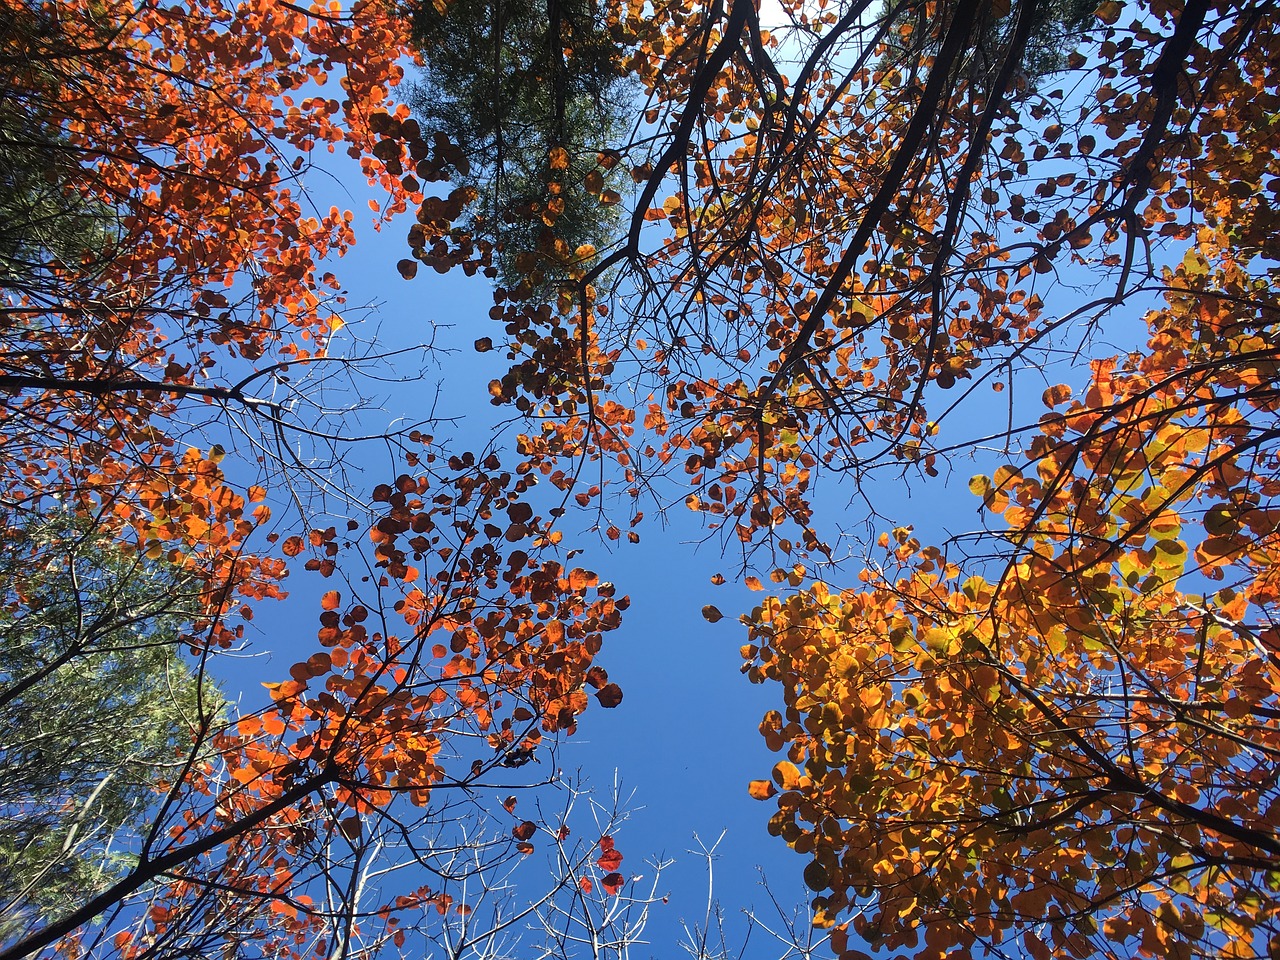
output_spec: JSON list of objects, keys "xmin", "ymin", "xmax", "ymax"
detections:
[{"xmin": 594, "ymin": 683, "xmax": 623, "ymax": 708}]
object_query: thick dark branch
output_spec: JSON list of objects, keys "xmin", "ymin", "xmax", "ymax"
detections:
[
  {"xmin": 0, "ymin": 769, "xmax": 336, "ymax": 960},
  {"xmin": 1001, "ymin": 668, "xmax": 1280, "ymax": 860},
  {"xmin": 758, "ymin": 0, "xmax": 982, "ymax": 405},
  {"xmin": 0, "ymin": 373, "xmax": 281, "ymax": 411},
  {"xmin": 1115, "ymin": 0, "xmax": 1209, "ymax": 214},
  {"xmin": 1056, "ymin": 0, "xmax": 1211, "ymax": 252},
  {"xmin": 585, "ymin": 0, "xmax": 752, "ymax": 289}
]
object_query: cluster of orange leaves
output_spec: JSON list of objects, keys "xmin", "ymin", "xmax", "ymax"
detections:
[
  {"xmin": 433, "ymin": 0, "xmax": 1280, "ymax": 956},
  {"xmin": 733, "ymin": 2, "xmax": 1280, "ymax": 954},
  {"xmin": 1, "ymin": 0, "xmax": 433, "ymax": 625},
  {"xmin": 1, "ymin": 3, "xmax": 639, "ymax": 959}
]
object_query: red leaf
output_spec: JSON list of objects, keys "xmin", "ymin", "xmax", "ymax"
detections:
[
  {"xmin": 601, "ymin": 872, "xmax": 624, "ymax": 896},
  {"xmin": 596, "ymin": 836, "xmax": 623, "ymax": 872}
]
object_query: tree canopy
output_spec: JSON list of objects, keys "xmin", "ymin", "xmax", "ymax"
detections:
[{"xmin": 1, "ymin": 0, "xmax": 1278, "ymax": 959}]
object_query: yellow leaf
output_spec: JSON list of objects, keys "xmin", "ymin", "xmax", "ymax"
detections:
[{"xmin": 772, "ymin": 761, "xmax": 801, "ymax": 790}]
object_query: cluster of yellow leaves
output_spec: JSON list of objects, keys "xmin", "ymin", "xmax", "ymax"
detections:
[
  {"xmin": 743, "ymin": 240, "xmax": 1280, "ymax": 957},
  {"xmin": 726, "ymin": 4, "xmax": 1280, "ymax": 950}
]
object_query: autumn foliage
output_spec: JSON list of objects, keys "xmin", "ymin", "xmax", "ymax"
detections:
[
  {"xmin": 4, "ymin": 0, "xmax": 1280, "ymax": 958},
  {"xmin": 1, "ymin": 1, "xmax": 630, "ymax": 958},
  {"xmin": 0, "ymin": 0, "xmax": 428, "ymax": 634},
  {"xmin": 435, "ymin": 0, "xmax": 1279, "ymax": 955}
]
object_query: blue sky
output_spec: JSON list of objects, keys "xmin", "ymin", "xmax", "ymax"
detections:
[
  {"xmin": 202, "ymin": 17, "xmax": 1165, "ymax": 953},
  {"xmin": 219, "ymin": 141, "xmax": 1109, "ymax": 956},
  {"xmin": 224, "ymin": 153, "xmax": 840, "ymax": 955}
]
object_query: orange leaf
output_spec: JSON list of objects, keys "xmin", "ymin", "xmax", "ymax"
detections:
[
  {"xmin": 238, "ymin": 716, "xmax": 262, "ymax": 737},
  {"xmin": 772, "ymin": 761, "xmax": 801, "ymax": 790},
  {"xmin": 568, "ymin": 568, "xmax": 598, "ymax": 591},
  {"xmin": 1041, "ymin": 384, "xmax": 1072, "ymax": 407}
]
